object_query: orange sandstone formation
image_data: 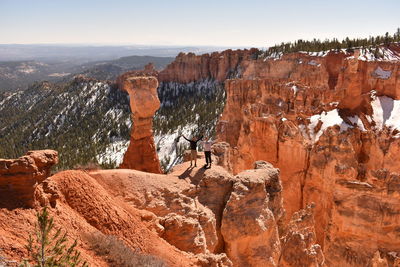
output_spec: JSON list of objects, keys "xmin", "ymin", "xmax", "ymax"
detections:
[
  {"xmin": 118, "ymin": 75, "xmax": 162, "ymax": 173},
  {"xmin": 220, "ymin": 163, "xmax": 283, "ymax": 266},
  {"xmin": 158, "ymin": 48, "xmax": 259, "ymax": 83},
  {"xmin": 0, "ymin": 150, "xmax": 58, "ymax": 208},
  {"xmin": 154, "ymin": 47, "xmax": 400, "ymax": 265},
  {"xmin": 2, "ymin": 152, "xmax": 302, "ymax": 267},
  {"xmin": 216, "ymin": 48, "xmax": 400, "ymax": 266}
]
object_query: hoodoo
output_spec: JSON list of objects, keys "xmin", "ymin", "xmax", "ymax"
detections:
[{"xmin": 118, "ymin": 75, "xmax": 162, "ymax": 173}]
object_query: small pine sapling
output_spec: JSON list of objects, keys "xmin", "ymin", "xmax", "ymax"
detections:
[{"xmin": 20, "ymin": 207, "xmax": 87, "ymax": 267}]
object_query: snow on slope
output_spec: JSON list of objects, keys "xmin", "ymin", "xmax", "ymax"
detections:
[
  {"xmin": 307, "ymin": 109, "xmax": 352, "ymax": 142},
  {"xmin": 265, "ymin": 46, "xmax": 400, "ymax": 62},
  {"xmin": 371, "ymin": 95, "xmax": 400, "ymax": 131},
  {"xmin": 373, "ymin": 67, "xmax": 392, "ymax": 79},
  {"xmin": 358, "ymin": 46, "xmax": 400, "ymax": 62},
  {"xmin": 96, "ymin": 139, "xmax": 130, "ymax": 166},
  {"xmin": 301, "ymin": 92, "xmax": 400, "ymax": 143}
]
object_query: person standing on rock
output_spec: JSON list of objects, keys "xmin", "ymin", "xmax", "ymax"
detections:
[
  {"xmin": 182, "ymin": 134, "xmax": 203, "ymax": 167},
  {"xmin": 201, "ymin": 137, "xmax": 215, "ymax": 169}
]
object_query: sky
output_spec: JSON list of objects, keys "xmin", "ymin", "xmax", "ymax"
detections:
[{"xmin": 0, "ymin": 0, "xmax": 399, "ymax": 47}]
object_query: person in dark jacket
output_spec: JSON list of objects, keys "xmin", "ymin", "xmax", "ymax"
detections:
[{"xmin": 182, "ymin": 134, "xmax": 203, "ymax": 167}]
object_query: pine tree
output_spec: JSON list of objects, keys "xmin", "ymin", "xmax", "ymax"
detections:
[{"xmin": 20, "ymin": 207, "xmax": 87, "ymax": 267}]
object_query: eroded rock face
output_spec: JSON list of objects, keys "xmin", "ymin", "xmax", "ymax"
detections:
[
  {"xmin": 118, "ymin": 75, "xmax": 162, "ymax": 173},
  {"xmin": 89, "ymin": 158, "xmax": 287, "ymax": 267},
  {"xmin": 158, "ymin": 49, "xmax": 259, "ymax": 83},
  {"xmin": 215, "ymin": 48, "xmax": 400, "ymax": 266},
  {"xmin": 0, "ymin": 150, "xmax": 58, "ymax": 208},
  {"xmin": 221, "ymin": 166, "xmax": 283, "ymax": 267},
  {"xmin": 279, "ymin": 204, "xmax": 325, "ymax": 267}
]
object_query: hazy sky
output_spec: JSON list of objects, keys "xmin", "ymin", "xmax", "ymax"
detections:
[{"xmin": 1, "ymin": 0, "xmax": 399, "ymax": 47}]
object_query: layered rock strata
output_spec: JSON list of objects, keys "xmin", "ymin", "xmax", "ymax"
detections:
[
  {"xmin": 118, "ymin": 75, "xmax": 162, "ymax": 173},
  {"xmin": 215, "ymin": 48, "xmax": 400, "ymax": 266},
  {"xmin": 0, "ymin": 150, "xmax": 58, "ymax": 208},
  {"xmin": 158, "ymin": 48, "xmax": 259, "ymax": 83},
  {"xmin": 153, "ymin": 46, "xmax": 400, "ymax": 265}
]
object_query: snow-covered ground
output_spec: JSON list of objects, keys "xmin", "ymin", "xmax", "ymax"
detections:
[
  {"xmin": 306, "ymin": 109, "xmax": 351, "ymax": 142},
  {"xmin": 358, "ymin": 46, "xmax": 400, "ymax": 62},
  {"xmin": 96, "ymin": 139, "xmax": 130, "ymax": 166}
]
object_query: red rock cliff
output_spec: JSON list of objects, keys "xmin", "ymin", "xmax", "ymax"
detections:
[
  {"xmin": 217, "ymin": 47, "xmax": 400, "ymax": 266},
  {"xmin": 158, "ymin": 48, "xmax": 259, "ymax": 83}
]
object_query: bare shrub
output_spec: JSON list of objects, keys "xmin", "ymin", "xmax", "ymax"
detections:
[{"xmin": 84, "ymin": 232, "xmax": 167, "ymax": 267}]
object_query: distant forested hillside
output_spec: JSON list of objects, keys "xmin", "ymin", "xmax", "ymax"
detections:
[{"xmin": 262, "ymin": 29, "xmax": 400, "ymax": 57}]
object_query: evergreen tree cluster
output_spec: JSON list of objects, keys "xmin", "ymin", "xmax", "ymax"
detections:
[
  {"xmin": 154, "ymin": 79, "xmax": 225, "ymax": 138},
  {"xmin": 154, "ymin": 79, "xmax": 226, "ymax": 172},
  {"xmin": 0, "ymin": 76, "xmax": 226, "ymax": 171},
  {"xmin": 0, "ymin": 78, "xmax": 131, "ymax": 170},
  {"xmin": 263, "ymin": 28, "xmax": 400, "ymax": 57}
]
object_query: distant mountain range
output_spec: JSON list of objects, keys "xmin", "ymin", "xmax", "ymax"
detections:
[
  {"xmin": 0, "ymin": 55, "xmax": 174, "ymax": 92},
  {"xmin": 0, "ymin": 44, "xmax": 234, "ymax": 92}
]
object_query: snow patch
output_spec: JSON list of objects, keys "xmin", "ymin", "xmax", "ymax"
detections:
[
  {"xmin": 358, "ymin": 47, "xmax": 400, "ymax": 62},
  {"xmin": 308, "ymin": 60, "xmax": 321, "ymax": 67},
  {"xmin": 291, "ymin": 85, "xmax": 298, "ymax": 94},
  {"xmin": 373, "ymin": 66, "xmax": 392, "ymax": 79},
  {"xmin": 308, "ymin": 109, "xmax": 354, "ymax": 142},
  {"xmin": 0, "ymin": 92, "xmax": 19, "ymax": 107},
  {"xmin": 264, "ymin": 52, "xmax": 283, "ymax": 61},
  {"xmin": 371, "ymin": 95, "xmax": 400, "ymax": 130}
]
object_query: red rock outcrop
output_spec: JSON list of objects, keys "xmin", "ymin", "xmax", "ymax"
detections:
[
  {"xmin": 91, "ymin": 157, "xmax": 288, "ymax": 267},
  {"xmin": 221, "ymin": 163, "xmax": 283, "ymax": 267},
  {"xmin": 279, "ymin": 204, "xmax": 325, "ymax": 267},
  {"xmin": 0, "ymin": 150, "xmax": 58, "ymax": 208},
  {"xmin": 118, "ymin": 75, "xmax": 162, "ymax": 173},
  {"xmin": 158, "ymin": 49, "xmax": 259, "ymax": 83},
  {"xmin": 216, "ymin": 47, "xmax": 400, "ymax": 266},
  {"xmin": 0, "ymin": 152, "xmax": 323, "ymax": 266},
  {"xmin": 1, "ymin": 168, "xmax": 199, "ymax": 267}
]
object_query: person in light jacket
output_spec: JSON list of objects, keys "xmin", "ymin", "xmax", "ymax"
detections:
[{"xmin": 201, "ymin": 137, "xmax": 215, "ymax": 168}]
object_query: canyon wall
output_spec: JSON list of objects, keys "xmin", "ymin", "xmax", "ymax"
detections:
[
  {"xmin": 216, "ymin": 48, "xmax": 400, "ymax": 266},
  {"xmin": 158, "ymin": 48, "xmax": 259, "ymax": 83},
  {"xmin": 154, "ymin": 47, "xmax": 400, "ymax": 265},
  {"xmin": 1, "ymin": 151, "xmax": 324, "ymax": 267}
]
